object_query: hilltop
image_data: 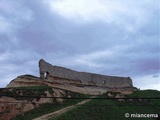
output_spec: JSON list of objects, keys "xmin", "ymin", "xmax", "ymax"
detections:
[
  {"xmin": 0, "ymin": 73, "xmax": 159, "ymax": 120},
  {"xmin": 7, "ymin": 59, "xmax": 137, "ymax": 95},
  {"xmin": 0, "ymin": 59, "xmax": 148, "ymax": 120}
]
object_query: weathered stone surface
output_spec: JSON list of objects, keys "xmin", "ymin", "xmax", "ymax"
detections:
[
  {"xmin": 0, "ymin": 87, "xmax": 73, "ymax": 120},
  {"xmin": 39, "ymin": 59, "xmax": 133, "ymax": 88},
  {"xmin": 0, "ymin": 97, "xmax": 34, "ymax": 120}
]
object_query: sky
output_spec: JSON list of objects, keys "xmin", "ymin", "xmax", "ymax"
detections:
[{"xmin": 0, "ymin": 0, "xmax": 159, "ymax": 90}]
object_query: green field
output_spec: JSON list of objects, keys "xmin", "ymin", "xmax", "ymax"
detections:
[{"xmin": 51, "ymin": 90, "xmax": 160, "ymax": 120}]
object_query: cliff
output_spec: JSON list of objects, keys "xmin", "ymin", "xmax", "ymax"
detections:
[
  {"xmin": 0, "ymin": 85, "xmax": 83, "ymax": 120},
  {"xmin": 7, "ymin": 75, "xmax": 136, "ymax": 95}
]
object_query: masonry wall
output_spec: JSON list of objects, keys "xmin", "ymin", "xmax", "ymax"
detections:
[{"xmin": 39, "ymin": 59, "xmax": 133, "ymax": 88}]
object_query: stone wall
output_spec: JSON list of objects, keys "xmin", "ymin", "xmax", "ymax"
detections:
[{"xmin": 39, "ymin": 59, "xmax": 133, "ymax": 88}]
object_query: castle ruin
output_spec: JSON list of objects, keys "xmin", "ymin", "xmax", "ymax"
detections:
[{"xmin": 39, "ymin": 59, "xmax": 133, "ymax": 88}]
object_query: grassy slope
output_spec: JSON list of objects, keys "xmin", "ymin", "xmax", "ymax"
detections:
[
  {"xmin": 13, "ymin": 98, "xmax": 87, "ymax": 120},
  {"xmin": 51, "ymin": 90, "xmax": 160, "ymax": 120},
  {"xmin": 5, "ymin": 86, "xmax": 90, "ymax": 120}
]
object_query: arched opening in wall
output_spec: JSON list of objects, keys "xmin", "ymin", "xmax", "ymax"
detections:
[
  {"xmin": 44, "ymin": 72, "xmax": 49, "ymax": 79},
  {"xmin": 102, "ymin": 80, "xmax": 106, "ymax": 85}
]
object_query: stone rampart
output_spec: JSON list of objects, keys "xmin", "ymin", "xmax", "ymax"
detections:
[{"xmin": 39, "ymin": 59, "xmax": 133, "ymax": 88}]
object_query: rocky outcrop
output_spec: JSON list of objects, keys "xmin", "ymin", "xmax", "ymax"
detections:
[
  {"xmin": 0, "ymin": 96, "xmax": 34, "ymax": 120},
  {"xmin": 7, "ymin": 59, "xmax": 137, "ymax": 95},
  {"xmin": 7, "ymin": 75, "xmax": 47, "ymax": 88},
  {"xmin": 0, "ymin": 87, "xmax": 75, "ymax": 120},
  {"xmin": 7, "ymin": 75, "xmax": 137, "ymax": 96}
]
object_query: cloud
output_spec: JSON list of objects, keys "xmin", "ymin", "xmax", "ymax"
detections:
[
  {"xmin": 0, "ymin": 16, "xmax": 12, "ymax": 33},
  {"xmin": 0, "ymin": 0, "xmax": 33, "ymax": 35},
  {"xmin": 60, "ymin": 49, "xmax": 113, "ymax": 68},
  {"xmin": 47, "ymin": 0, "xmax": 159, "ymax": 32},
  {"xmin": 0, "ymin": 0, "xmax": 33, "ymax": 20},
  {"xmin": 0, "ymin": 49, "xmax": 40, "ymax": 88},
  {"xmin": 134, "ymin": 74, "xmax": 160, "ymax": 90},
  {"xmin": 0, "ymin": 0, "xmax": 159, "ymax": 90}
]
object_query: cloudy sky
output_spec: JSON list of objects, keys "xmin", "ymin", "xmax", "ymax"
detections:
[{"xmin": 0, "ymin": 0, "xmax": 159, "ymax": 90}]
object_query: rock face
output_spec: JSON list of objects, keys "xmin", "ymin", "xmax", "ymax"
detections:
[
  {"xmin": 0, "ymin": 87, "xmax": 74, "ymax": 120},
  {"xmin": 39, "ymin": 59, "xmax": 133, "ymax": 88},
  {"xmin": 7, "ymin": 75, "xmax": 137, "ymax": 95},
  {"xmin": 0, "ymin": 96, "xmax": 34, "ymax": 120}
]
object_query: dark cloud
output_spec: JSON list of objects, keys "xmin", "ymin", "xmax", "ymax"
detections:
[{"xmin": 0, "ymin": 0, "xmax": 159, "ymax": 89}]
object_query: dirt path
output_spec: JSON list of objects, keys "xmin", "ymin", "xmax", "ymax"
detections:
[{"xmin": 33, "ymin": 98, "xmax": 92, "ymax": 120}]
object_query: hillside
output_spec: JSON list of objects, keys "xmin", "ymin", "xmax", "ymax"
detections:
[
  {"xmin": 1, "ymin": 73, "xmax": 159, "ymax": 120},
  {"xmin": 1, "ymin": 86, "xmax": 159, "ymax": 120},
  {"xmin": 0, "ymin": 86, "xmax": 89, "ymax": 120},
  {"xmin": 50, "ymin": 90, "xmax": 160, "ymax": 120}
]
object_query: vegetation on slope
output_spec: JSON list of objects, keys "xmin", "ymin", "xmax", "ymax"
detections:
[
  {"xmin": 51, "ymin": 90, "xmax": 160, "ymax": 120},
  {"xmin": 0, "ymin": 86, "xmax": 52, "ymax": 101},
  {"xmin": 2, "ymin": 86, "xmax": 159, "ymax": 120},
  {"xmin": 9, "ymin": 86, "xmax": 90, "ymax": 120}
]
